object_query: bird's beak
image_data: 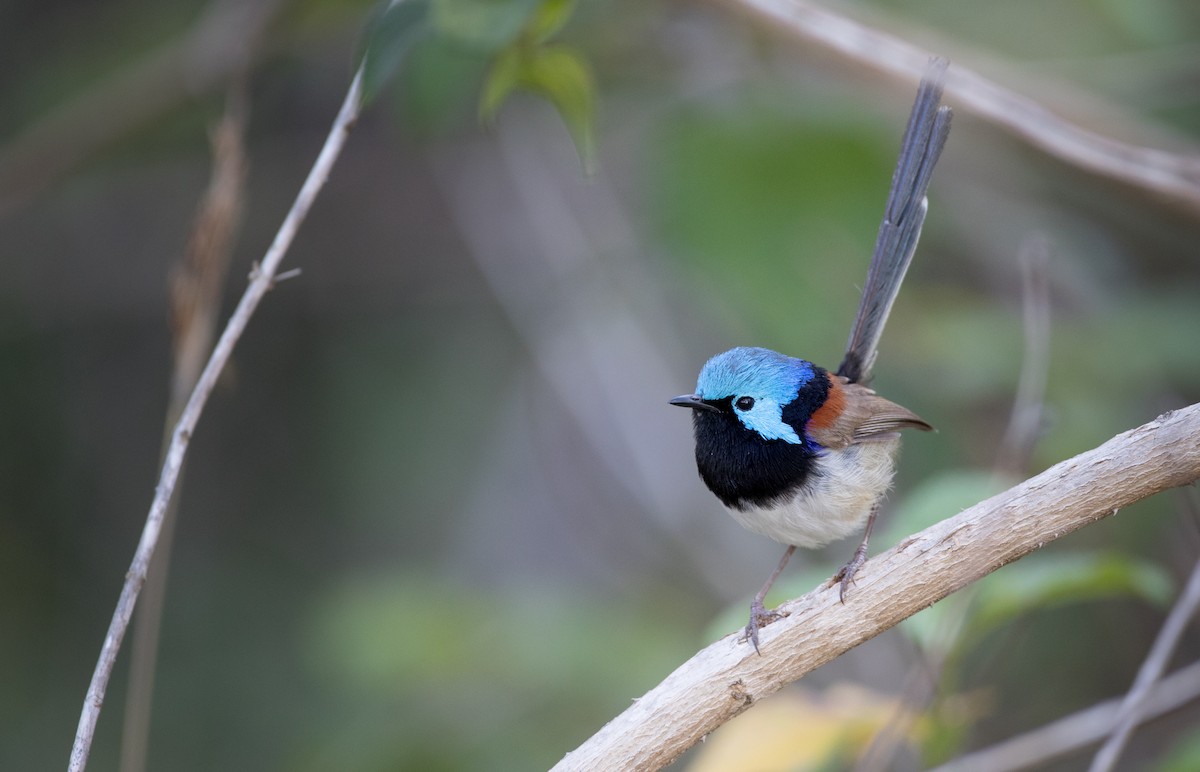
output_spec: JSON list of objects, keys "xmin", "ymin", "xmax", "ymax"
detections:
[{"xmin": 669, "ymin": 394, "xmax": 721, "ymax": 413}]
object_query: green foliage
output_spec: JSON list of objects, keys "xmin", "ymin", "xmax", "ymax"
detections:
[
  {"xmin": 525, "ymin": 0, "xmax": 576, "ymax": 42},
  {"xmin": 359, "ymin": 0, "xmax": 596, "ymax": 166},
  {"xmin": 305, "ymin": 572, "xmax": 694, "ymax": 768},
  {"xmin": 967, "ymin": 551, "xmax": 1172, "ymax": 637},
  {"xmin": 1157, "ymin": 727, "xmax": 1200, "ymax": 772},
  {"xmin": 477, "ymin": 0, "xmax": 596, "ymax": 170},
  {"xmin": 431, "ymin": 0, "xmax": 542, "ymax": 51},
  {"xmin": 650, "ymin": 97, "xmax": 895, "ymax": 357},
  {"xmin": 481, "ymin": 43, "xmax": 596, "ymax": 169}
]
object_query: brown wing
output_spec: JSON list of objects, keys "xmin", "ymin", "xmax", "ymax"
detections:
[{"xmin": 808, "ymin": 376, "xmax": 932, "ymax": 449}]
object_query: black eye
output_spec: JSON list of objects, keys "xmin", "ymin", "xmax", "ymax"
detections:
[{"xmin": 734, "ymin": 396, "xmax": 755, "ymax": 411}]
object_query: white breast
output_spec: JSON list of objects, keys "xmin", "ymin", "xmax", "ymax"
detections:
[{"xmin": 725, "ymin": 438, "xmax": 900, "ymax": 548}]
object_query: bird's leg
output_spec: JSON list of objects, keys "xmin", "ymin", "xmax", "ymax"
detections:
[
  {"xmin": 832, "ymin": 501, "xmax": 880, "ymax": 602},
  {"xmin": 743, "ymin": 545, "xmax": 796, "ymax": 654}
]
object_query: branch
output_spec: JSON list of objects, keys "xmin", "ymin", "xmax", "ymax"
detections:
[
  {"xmin": 720, "ymin": 0, "xmax": 1200, "ymax": 211},
  {"xmin": 1089, "ymin": 551, "xmax": 1200, "ymax": 772},
  {"xmin": 932, "ymin": 660, "xmax": 1200, "ymax": 772},
  {"xmin": 552, "ymin": 403, "xmax": 1200, "ymax": 771},
  {"xmin": 66, "ymin": 66, "xmax": 364, "ymax": 772}
]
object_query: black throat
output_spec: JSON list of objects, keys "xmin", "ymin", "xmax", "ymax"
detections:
[{"xmin": 689, "ymin": 394, "xmax": 823, "ymax": 511}]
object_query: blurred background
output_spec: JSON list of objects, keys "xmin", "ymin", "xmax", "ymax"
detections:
[{"xmin": 4, "ymin": 0, "xmax": 1200, "ymax": 769}]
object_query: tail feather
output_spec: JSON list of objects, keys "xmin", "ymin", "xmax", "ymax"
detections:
[{"xmin": 838, "ymin": 57, "xmax": 953, "ymax": 385}]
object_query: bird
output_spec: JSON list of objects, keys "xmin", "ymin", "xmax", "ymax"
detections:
[{"xmin": 670, "ymin": 58, "xmax": 953, "ymax": 652}]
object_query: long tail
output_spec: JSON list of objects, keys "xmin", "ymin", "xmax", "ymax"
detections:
[{"xmin": 838, "ymin": 57, "xmax": 953, "ymax": 385}]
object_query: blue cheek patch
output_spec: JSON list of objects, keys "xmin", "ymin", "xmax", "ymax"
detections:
[
  {"xmin": 694, "ymin": 346, "xmax": 817, "ymax": 447},
  {"xmin": 737, "ymin": 398, "xmax": 802, "ymax": 444}
]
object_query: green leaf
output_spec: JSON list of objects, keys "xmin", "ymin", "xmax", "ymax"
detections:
[
  {"xmin": 526, "ymin": 45, "xmax": 596, "ymax": 170},
  {"xmin": 431, "ymin": 0, "xmax": 541, "ymax": 51},
  {"xmin": 968, "ymin": 551, "xmax": 1173, "ymax": 639},
  {"xmin": 479, "ymin": 45, "xmax": 523, "ymax": 121},
  {"xmin": 527, "ymin": 0, "xmax": 575, "ymax": 42},
  {"xmin": 480, "ymin": 44, "xmax": 596, "ymax": 171},
  {"xmin": 359, "ymin": 0, "xmax": 433, "ymax": 107}
]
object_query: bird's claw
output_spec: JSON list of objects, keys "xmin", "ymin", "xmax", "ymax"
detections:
[
  {"xmin": 742, "ymin": 599, "xmax": 785, "ymax": 654},
  {"xmin": 831, "ymin": 552, "xmax": 868, "ymax": 603}
]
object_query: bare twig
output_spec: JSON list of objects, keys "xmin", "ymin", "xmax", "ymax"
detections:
[
  {"xmin": 552, "ymin": 404, "xmax": 1200, "ymax": 771},
  {"xmin": 119, "ymin": 85, "xmax": 249, "ymax": 772},
  {"xmin": 1089, "ymin": 554, "xmax": 1200, "ymax": 772},
  {"xmin": 67, "ymin": 66, "xmax": 364, "ymax": 772},
  {"xmin": 721, "ymin": 0, "xmax": 1200, "ymax": 210},
  {"xmin": 932, "ymin": 660, "xmax": 1200, "ymax": 772},
  {"xmin": 995, "ymin": 235, "xmax": 1051, "ymax": 477}
]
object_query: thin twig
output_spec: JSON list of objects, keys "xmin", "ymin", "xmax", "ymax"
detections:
[
  {"xmin": 995, "ymin": 235, "xmax": 1051, "ymax": 477},
  {"xmin": 932, "ymin": 660, "xmax": 1200, "ymax": 772},
  {"xmin": 1089, "ymin": 554, "xmax": 1200, "ymax": 772},
  {"xmin": 552, "ymin": 404, "xmax": 1200, "ymax": 771},
  {"xmin": 721, "ymin": 0, "xmax": 1200, "ymax": 211},
  {"xmin": 66, "ymin": 66, "xmax": 364, "ymax": 772}
]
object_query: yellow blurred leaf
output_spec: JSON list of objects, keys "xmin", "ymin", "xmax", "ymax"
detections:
[{"xmin": 688, "ymin": 683, "xmax": 926, "ymax": 772}]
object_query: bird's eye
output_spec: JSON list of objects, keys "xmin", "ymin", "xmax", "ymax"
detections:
[{"xmin": 734, "ymin": 396, "xmax": 755, "ymax": 411}]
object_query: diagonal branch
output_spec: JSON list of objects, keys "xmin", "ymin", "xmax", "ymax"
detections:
[
  {"xmin": 552, "ymin": 403, "xmax": 1200, "ymax": 771},
  {"xmin": 66, "ymin": 66, "xmax": 364, "ymax": 772},
  {"xmin": 720, "ymin": 0, "xmax": 1200, "ymax": 211}
]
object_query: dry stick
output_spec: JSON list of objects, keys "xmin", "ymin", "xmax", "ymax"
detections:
[
  {"xmin": 119, "ymin": 87, "xmax": 249, "ymax": 772},
  {"xmin": 66, "ymin": 68, "xmax": 363, "ymax": 772},
  {"xmin": 1089, "ymin": 554, "xmax": 1200, "ymax": 772},
  {"xmin": 723, "ymin": 0, "xmax": 1200, "ymax": 211},
  {"xmin": 932, "ymin": 660, "xmax": 1200, "ymax": 772},
  {"xmin": 552, "ymin": 403, "xmax": 1200, "ymax": 771}
]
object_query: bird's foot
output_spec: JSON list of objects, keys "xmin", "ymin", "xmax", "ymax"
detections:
[
  {"xmin": 741, "ymin": 599, "xmax": 785, "ymax": 654},
  {"xmin": 831, "ymin": 548, "xmax": 868, "ymax": 603}
]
